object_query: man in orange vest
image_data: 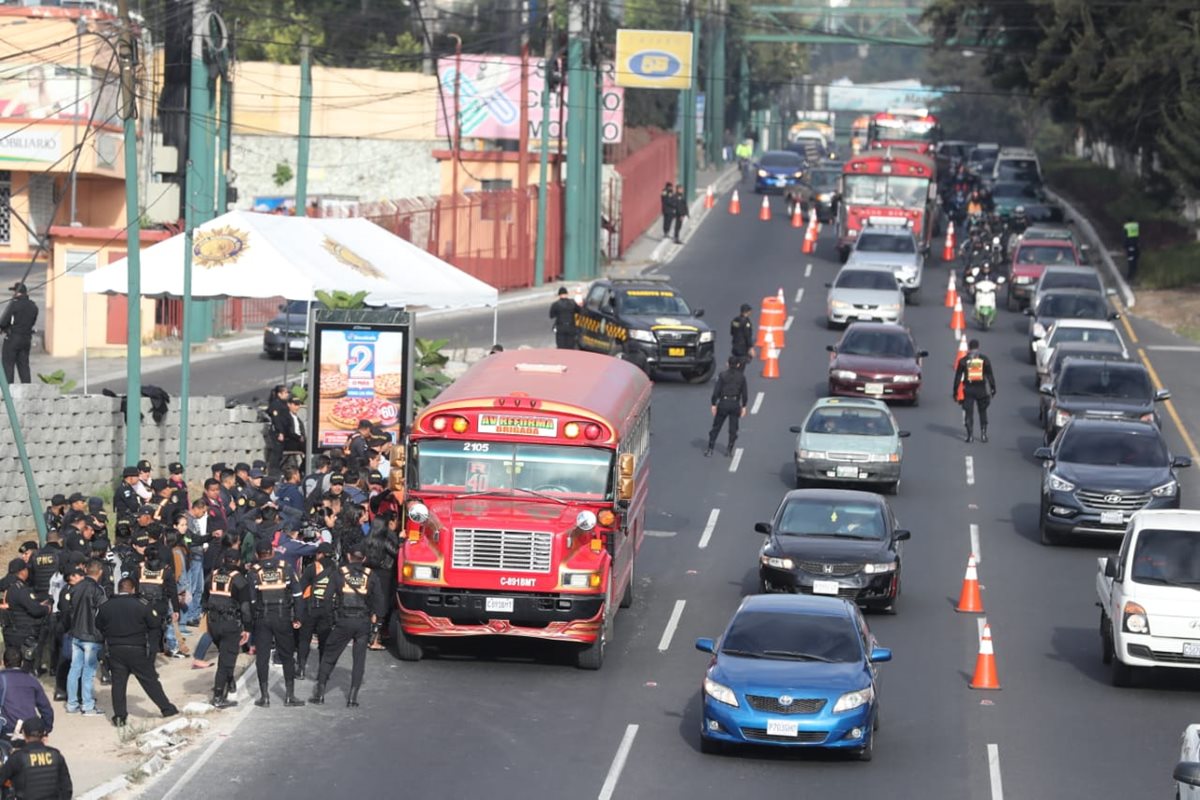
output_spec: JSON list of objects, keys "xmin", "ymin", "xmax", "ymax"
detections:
[{"xmin": 953, "ymin": 338, "xmax": 997, "ymax": 443}]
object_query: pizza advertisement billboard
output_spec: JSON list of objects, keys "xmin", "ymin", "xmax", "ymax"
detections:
[{"xmin": 310, "ymin": 312, "xmax": 412, "ymax": 452}]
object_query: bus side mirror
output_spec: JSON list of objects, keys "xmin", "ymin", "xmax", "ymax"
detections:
[{"xmin": 617, "ymin": 453, "xmax": 635, "ymax": 506}]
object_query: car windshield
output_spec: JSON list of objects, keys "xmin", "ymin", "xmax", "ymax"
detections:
[
  {"xmin": 992, "ymin": 183, "xmax": 1039, "ymax": 200},
  {"xmin": 775, "ymin": 498, "xmax": 887, "ymax": 540},
  {"xmin": 1051, "ymin": 349, "xmax": 1122, "ymax": 378},
  {"xmin": 856, "ymin": 233, "xmax": 916, "ymax": 254},
  {"xmin": 810, "ymin": 170, "xmax": 839, "ymax": 190},
  {"xmin": 617, "ymin": 290, "xmax": 692, "ymax": 317},
  {"xmin": 1018, "ymin": 245, "xmax": 1077, "ymax": 265},
  {"xmin": 871, "ymin": 117, "xmax": 936, "ymax": 142},
  {"xmin": 836, "ymin": 270, "xmax": 898, "ymax": 291},
  {"xmin": 1042, "ymin": 273, "xmax": 1099, "ymax": 292},
  {"xmin": 1058, "ymin": 364, "xmax": 1151, "ymax": 400},
  {"xmin": 761, "ymin": 153, "xmax": 803, "ymax": 169},
  {"xmin": 1058, "ymin": 430, "xmax": 1167, "ymax": 467},
  {"xmin": 281, "ymin": 299, "xmax": 309, "ymax": 315},
  {"xmin": 996, "ymin": 160, "xmax": 1039, "ymax": 181},
  {"xmin": 1037, "ymin": 293, "xmax": 1106, "ymax": 320},
  {"xmin": 805, "ymin": 407, "xmax": 895, "ymax": 436},
  {"xmin": 838, "ymin": 329, "xmax": 916, "ymax": 358},
  {"xmin": 1130, "ymin": 530, "xmax": 1200, "ymax": 586},
  {"xmin": 969, "ymin": 146, "xmax": 998, "ymax": 162},
  {"xmin": 413, "ymin": 440, "xmax": 613, "ymax": 499},
  {"xmin": 1050, "ymin": 327, "xmax": 1120, "ymax": 349},
  {"xmin": 721, "ymin": 610, "xmax": 862, "ymax": 662},
  {"xmin": 842, "ymin": 175, "xmax": 928, "ymax": 207}
]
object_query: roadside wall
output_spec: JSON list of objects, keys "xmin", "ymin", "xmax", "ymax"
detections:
[{"xmin": 0, "ymin": 386, "xmax": 265, "ymax": 543}]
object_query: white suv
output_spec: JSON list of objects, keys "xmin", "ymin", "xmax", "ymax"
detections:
[{"xmin": 992, "ymin": 147, "xmax": 1042, "ymax": 185}]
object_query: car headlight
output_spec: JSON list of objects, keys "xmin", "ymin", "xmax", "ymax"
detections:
[
  {"xmin": 1047, "ymin": 473, "xmax": 1075, "ymax": 492},
  {"xmin": 760, "ymin": 554, "xmax": 795, "ymax": 570},
  {"xmin": 898, "ymin": 266, "xmax": 916, "ymax": 278},
  {"xmin": 868, "ymin": 453, "xmax": 900, "ymax": 463},
  {"xmin": 1122, "ymin": 601, "xmax": 1149, "ymax": 635},
  {"xmin": 798, "ymin": 449, "xmax": 827, "ymax": 460},
  {"xmin": 266, "ymin": 326, "xmax": 282, "ymax": 335},
  {"xmin": 757, "ymin": 169, "xmax": 768, "ymax": 178},
  {"xmin": 698, "ymin": 331, "xmax": 714, "ymax": 343},
  {"xmin": 881, "ymin": 303, "xmax": 902, "ymax": 311},
  {"xmin": 847, "ymin": 229, "xmax": 858, "ymax": 237},
  {"xmin": 831, "ymin": 370, "xmax": 857, "ymax": 380},
  {"xmin": 830, "ymin": 300, "xmax": 852, "ymax": 309},
  {"xmin": 863, "ymin": 561, "xmax": 897, "ymax": 574},
  {"xmin": 628, "ymin": 329, "xmax": 655, "ymax": 343},
  {"xmin": 793, "ymin": 171, "xmax": 804, "ymax": 178},
  {"xmin": 704, "ymin": 674, "xmax": 739, "ymax": 707},
  {"xmin": 893, "ymin": 374, "xmax": 920, "ymax": 383},
  {"xmin": 1139, "ymin": 412, "xmax": 1154, "ymax": 423},
  {"xmin": 833, "ymin": 685, "xmax": 874, "ymax": 713},
  {"xmin": 1054, "ymin": 410, "xmax": 1071, "ymax": 428},
  {"xmin": 1014, "ymin": 275, "xmax": 1033, "ymax": 284},
  {"xmin": 817, "ymin": 192, "xmax": 833, "ymax": 202},
  {"xmin": 1151, "ymin": 480, "xmax": 1178, "ymax": 498},
  {"xmin": 1032, "ymin": 323, "xmax": 1046, "ymax": 338}
]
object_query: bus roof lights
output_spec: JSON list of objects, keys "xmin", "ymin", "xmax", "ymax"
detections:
[
  {"xmin": 431, "ymin": 416, "xmax": 448, "ymax": 432},
  {"xmin": 584, "ymin": 423, "xmax": 603, "ymax": 441},
  {"xmin": 564, "ymin": 422, "xmax": 581, "ymax": 439},
  {"xmin": 515, "ymin": 363, "xmax": 568, "ymax": 374},
  {"xmin": 451, "ymin": 416, "xmax": 469, "ymax": 434}
]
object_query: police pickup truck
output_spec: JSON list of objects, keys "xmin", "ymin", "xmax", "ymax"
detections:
[
  {"xmin": 1097, "ymin": 510, "xmax": 1200, "ymax": 687},
  {"xmin": 575, "ymin": 276, "xmax": 715, "ymax": 382}
]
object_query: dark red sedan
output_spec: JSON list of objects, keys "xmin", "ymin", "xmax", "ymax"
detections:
[{"xmin": 826, "ymin": 322, "xmax": 928, "ymax": 404}]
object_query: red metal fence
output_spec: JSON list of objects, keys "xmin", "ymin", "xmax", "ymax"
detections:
[{"xmin": 613, "ymin": 131, "xmax": 678, "ymax": 256}]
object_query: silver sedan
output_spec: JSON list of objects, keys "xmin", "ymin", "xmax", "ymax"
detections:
[{"xmin": 826, "ymin": 265, "xmax": 905, "ymax": 328}]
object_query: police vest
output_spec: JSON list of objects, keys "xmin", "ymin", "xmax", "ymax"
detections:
[
  {"xmin": 31, "ymin": 549, "xmax": 59, "ymax": 594},
  {"xmin": 965, "ymin": 356, "xmax": 985, "ymax": 383},
  {"xmin": 1124, "ymin": 221, "xmax": 1139, "ymax": 238},
  {"xmin": 140, "ymin": 567, "xmax": 166, "ymax": 605},
  {"xmin": 338, "ymin": 566, "xmax": 372, "ymax": 614},
  {"xmin": 303, "ymin": 562, "xmax": 333, "ymax": 608},
  {"xmin": 251, "ymin": 561, "xmax": 290, "ymax": 608},
  {"xmin": 206, "ymin": 571, "xmax": 239, "ymax": 617}
]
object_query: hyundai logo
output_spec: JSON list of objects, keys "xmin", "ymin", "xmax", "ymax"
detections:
[
  {"xmin": 1104, "ymin": 494, "xmax": 1123, "ymax": 505},
  {"xmin": 823, "ymin": 564, "xmax": 835, "ymax": 575},
  {"xmin": 778, "ymin": 695, "xmax": 794, "ymax": 707}
]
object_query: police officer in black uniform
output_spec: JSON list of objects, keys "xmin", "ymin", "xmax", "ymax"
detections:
[
  {"xmin": 660, "ymin": 181, "xmax": 675, "ymax": 238},
  {"xmin": 133, "ymin": 545, "xmax": 177, "ymax": 655},
  {"xmin": 953, "ymin": 338, "xmax": 998, "ymax": 443},
  {"xmin": 2, "ymin": 559, "xmax": 49, "ymax": 672},
  {"xmin": 246, "ymin": 540, "xmax": 305, "ymax": 707},
  {"xmin": 29, "ymin": 533, "xmax": 62, "ymax": 675},
  {"xmin": 730, "ymin": 303, "xmax": 755, "ymax": 368},
  {"xmin": 95, "ymin": 578, "xmax": 178, "ymax": 726},
  {"xmin": 0, "ymin": 717, "xmax": 71, "ymax": 798},
  {"xmin": 0, "ymin": 282, "xmax": 37, "ymax": 384},
  {"xmin": 295, "ymin": 542, "xmax": 336, "ymax": 680},
  {"xmin": 267, "ymin": 384, "xmax": 291, "ymax": 474},
  {"xmin": 203, "ymin": 549, "xmax": 252, "ymax": 709},
  {"xmin": 549, "ymin": 286, "xmax": 578, "ymax": 349},
  {"xmin": 309, "ymin": 544, "xmax": 386, "ymax": 707},
  {"xmin": 114, "ymin": 466, "xmax": 142, "ymax": 523},
  {"xmin": 705, "ymin": 356, "xmax": 749, "ymax": 457}
]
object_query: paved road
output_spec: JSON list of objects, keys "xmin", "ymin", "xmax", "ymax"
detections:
[{"xmin": 141, "ymin": 192, "xmax": 1200, "ymax": 800}]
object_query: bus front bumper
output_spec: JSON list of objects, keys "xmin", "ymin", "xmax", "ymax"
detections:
[{"xmin": 398, "ymin": 587, "xmax": 605, "ymax": 643}]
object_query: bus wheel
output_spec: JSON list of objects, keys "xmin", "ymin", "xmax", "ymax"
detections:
[
  {"xmin": 577, "ymin": 592, "xmax": 611, "ymax": 670},
  {"xmin": 620, "ymin": 559, "xmax": 635, "ymax": 609},
  {"xmin": 391, "ymin": 618, "xmax": 424, "ymax": 662}
]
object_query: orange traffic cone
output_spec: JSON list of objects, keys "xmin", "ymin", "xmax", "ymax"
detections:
[
  {"xmin": 759, "ymin": 195, "xmax": 771, "ymax": 221},
  {"xmin": 704, "ymin": 185, "xmax": 715, "ymax": 210},
  {"xmin": 728, "ymin": 190, "xmax": 741, "ymax": 215},
  {"xmin": 943, "ymin": 221, "xmax": 956, "ymax": 262},
  {"xmin": 810, "ymin": 208, "xmax": 820, "ymax": 237},
  {"xmin": 956, "ymin": 555, "xmax": 984, "ymax": 613},
  {"xmin": 776, "ymin": 288, "xmax": 785, "ymax": 304},
  {"xmin": 950, "ymin": 297, "xmax": 966, "ymax": 332},
  {"xmin": 944, "ymin": 271, "xmax": 959, "ymax": 308},
  {"xmin": 761, "ymin": 332, "xmax": 780, "ymax": 379},
  {"xmin": 802, "ymin": 221, "xmax": 815, "ymax": 254},
  {"xmin": 791, "ymin": 203, "xmax": 803, "ymax": 228},
  {"xmin": 969, "ymin": 624, "xmax": 1001, "ymax": 690},
  {"xmin": 954, "ymin": 334, "xmax": 969, "ymax": 369}
]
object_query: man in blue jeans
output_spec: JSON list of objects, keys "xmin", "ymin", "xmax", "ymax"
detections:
[
  {"xmin": 174, "ymin": 511, "xmax": 206, "ymax": 628},
  {"xmin": 64, "ymin": 562, "xmax": 106, "ymax": 715}
]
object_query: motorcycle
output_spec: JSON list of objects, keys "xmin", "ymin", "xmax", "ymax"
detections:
[{"xmin": 973, "ymin": 275, "xmax": 1006, "ymax": 330}]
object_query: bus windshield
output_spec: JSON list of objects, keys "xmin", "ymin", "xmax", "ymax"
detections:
[
  {"xmin": 843, "ymin": 174, "xmax": 928, "ymax": 207},
  {"xmin": 414, "ymin": 440, "xmax": 614, "ymax": 500},
  {"xmin": 871, "ymin": 119, "xmax": 937, "ymax": 142}
]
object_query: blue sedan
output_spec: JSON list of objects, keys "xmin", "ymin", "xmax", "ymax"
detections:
[
  {"xmin": 695, "ymin": 594, "xmax": 891, "ymax": 760},
  {"xmin": 754, "ymin": 150, "xmax": 806, "ymax": 194}
]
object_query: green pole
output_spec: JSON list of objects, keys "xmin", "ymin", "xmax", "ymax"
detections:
[
  {"xmin": 216, "ymin": 74, "xmax": 232, "ymax": 214},
  {"xmin": 704, "ymin": 16, "xmax": 717, "ymax": 167},
  {"xmin": 533, "ymin": 22, "xmax": 553, "ymax": 286},
  {"xmin": 118, "ymin": 0, "xmax": 141, "ymax": 462},
  {"xmin": 737, "ymin": 52, "xmax": 749, "ymax": 144},
  {"xmin": 563, "ymin": 2, "xmax": 586, "ymax": 280},
  {"xmin": 682, "ymin": 14, "xmax": 700, "ymax": 200},
  {"xmin": 711, "ymin": 19, "xmax": 726, "ymax": 165},
  {"xmin": 0, "ymin": 375, "xmax": 47, "ymax": 544},
  {"xmin": 584, "ymin": 67, "xmax": 600, "ymax": 276},
  {"xmin": 295, "ymin": 35, "xmax": 312, "ymax": 216}
]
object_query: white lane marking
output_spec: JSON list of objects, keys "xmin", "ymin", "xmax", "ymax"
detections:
[
  {"xmin": 795, "ymin": 287, "xmax": 805, "ymax": 304},
  {"xmin": 657, "ymin": 600, "xmax": 687, "ymax": 652},
  {"xmin": 750, "ymin": 391, "xmax": 764, "ymax": 415},
  {"xmin": 970, "ymin": 523, "xmax": 981, "ymax": 565},
  {"xmin": 645, "ymin": 529, "xmax": 677, "ymax": 538},
  {"xmin": 987, "ymin": 743, "xmax": 1005, "ymax": 800},
  {"xmin": 784, "ymin": 315, "xmax": 794, "ymax": 332},
  {"xmin": 698, "ymin": 508, "xmax": 720, "ymax": 549},
  {"xmin": 804, "ymin": 263, "xmax": 813, "ymax": 278},
  {"xmin": 598, "ymin": 724, "xmax": 640, "ymax": 800},
  {"xmin": 729, "ymin": 447, "xmax": 744, "ymax": 473},
  {"xmin": 965, "ymin": 455, "xmax": 975, "ymax": 486}
]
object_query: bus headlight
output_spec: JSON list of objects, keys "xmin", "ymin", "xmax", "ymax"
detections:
[
  {"xmin": 576, "ymin": 510, "xmax": 598, "ymax": 531},
  {"xmin": 407, "ymin": 502, "xmax": 430, "ymax": 524},
  {"xmin": 563, "ymin": 571, "xmax": 601, "ymax": 589}
]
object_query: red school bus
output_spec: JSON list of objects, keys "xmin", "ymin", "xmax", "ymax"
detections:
[
  {"xmin": 837, "ymin": 150, "xmax": 938, "ymax": 261},
  {"xmin": 866, "ymin": 108, "xmax": 941, "ymax": 156},
  {"xmin": 396, "ymin": 349, "xmax": 652, "ymax": 669}
]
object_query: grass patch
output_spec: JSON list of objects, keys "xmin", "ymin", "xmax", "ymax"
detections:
[
  {"xmin": 1138, "ymin": 240, "xmax": 1200, "ymax": 290},
  {"xmin": 1176, "ymin": 325, "xmax": 1200, "ymax": 343}
]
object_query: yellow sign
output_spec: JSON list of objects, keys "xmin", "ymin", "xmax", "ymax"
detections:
[
  {"xmin": 193, "ymin": 226, "xmax": 250, "ymax": 268},
  {"xmin": 615, "ymin": 30, "xmax": 693, "ymax": 90}
]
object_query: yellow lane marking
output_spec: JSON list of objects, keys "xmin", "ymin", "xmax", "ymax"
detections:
[
  {"xmin": 1138, "ymin": 346, "xmax": 1200, "ymax": 460},
  {"xmin": 1112, "ymin": 297, "xmax": 1138, "ymax": 344}
]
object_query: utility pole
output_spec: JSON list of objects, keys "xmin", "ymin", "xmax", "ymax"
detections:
[
  {"xmin": 563, "ymin": 0, "xmax": 587, "ymax": 280},
  {"xmin": 216, "ymin": 74, "xmax": 232, "ymax": 214},
  {"xmin": 680, "ymin": 1, "xmax": 699, "ymax": 201},
  {"xmin": 737, "ymin": 51, "xmax": 749, "ymax": 145},
  {"xmin": 709, "ymin": 0, "xmax": 726, "ymax": 165},
  {"xmin": 179, "ymin": 0, "xmax": 216, "ymax": 469},
  {"xmin": 533, "ymin": 1, "xmax": 554, "ymax": 286},
  {"xmin": 118, "ymin": 0, "xmax": 142, "ymax": 462},
  {"xmin": 69, "ymin": 14, "xmax": 86, "ymax": 225},
  {"xmin": 516, "ymin": 0, "xmax": 530, "ymax": 284},
  {"xmin": 295, "ymin": 34, "xmax": 312, "ymax": 216}
]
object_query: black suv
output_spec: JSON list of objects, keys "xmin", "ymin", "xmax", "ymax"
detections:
[
  {"xmin": 1041, "ymin": 358, "xmax": 1168, "ymax": 443},
  {"xmin": 576, "ymin": 277, "xmax": 715, "ymax": 382}
]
